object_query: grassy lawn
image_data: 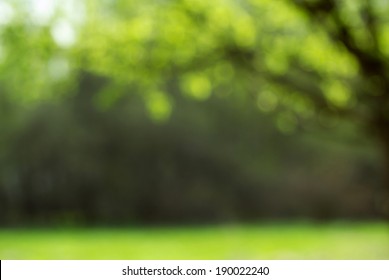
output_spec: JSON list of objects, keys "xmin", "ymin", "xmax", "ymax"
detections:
[{"xmin": 0, "ymin": 222, "xmax": 388, "ymax": 259}]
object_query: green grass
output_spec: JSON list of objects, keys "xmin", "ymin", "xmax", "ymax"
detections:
[{"xmin": 0, "ymin": 222, "xmax": 388, "ymax": 259}]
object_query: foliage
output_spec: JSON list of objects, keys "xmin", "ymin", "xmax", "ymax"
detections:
[
  {"xmin": 0, "ymin": 0, "xmax": 388, "ymax": 224},
  {"xmin": 76, "ymin": 0, "xmax": 389, "ymax": 129},
  {"xmin": 1, "ymin": 0, "xmax": 388, "ymax": 125}
]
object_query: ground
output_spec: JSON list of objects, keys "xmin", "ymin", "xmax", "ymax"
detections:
[{"xmin": 0, "ymin": 222, "xmax": 388, "ymax": 259}]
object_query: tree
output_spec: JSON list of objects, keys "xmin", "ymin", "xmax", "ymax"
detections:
[
  {"xmin": 288, "ymin": 0, "xmax": 389, "ymax": 217},
  {"xmin": 1, "ymin": 0, "xmax": 388, "ymax": 217},
  {"xmin": 76, "ymin": 0, "xmax": 389, "ymax": 216}
]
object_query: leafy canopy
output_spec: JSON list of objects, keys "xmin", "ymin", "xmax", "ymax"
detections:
[{"xmin": 1, "ymin": 0, "xmax": 388, "ymax": 129}]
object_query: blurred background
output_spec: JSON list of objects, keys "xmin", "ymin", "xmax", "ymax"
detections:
[{"xmin": 0, "ymin": 0, "xmax": 388, "ymax": 259}]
